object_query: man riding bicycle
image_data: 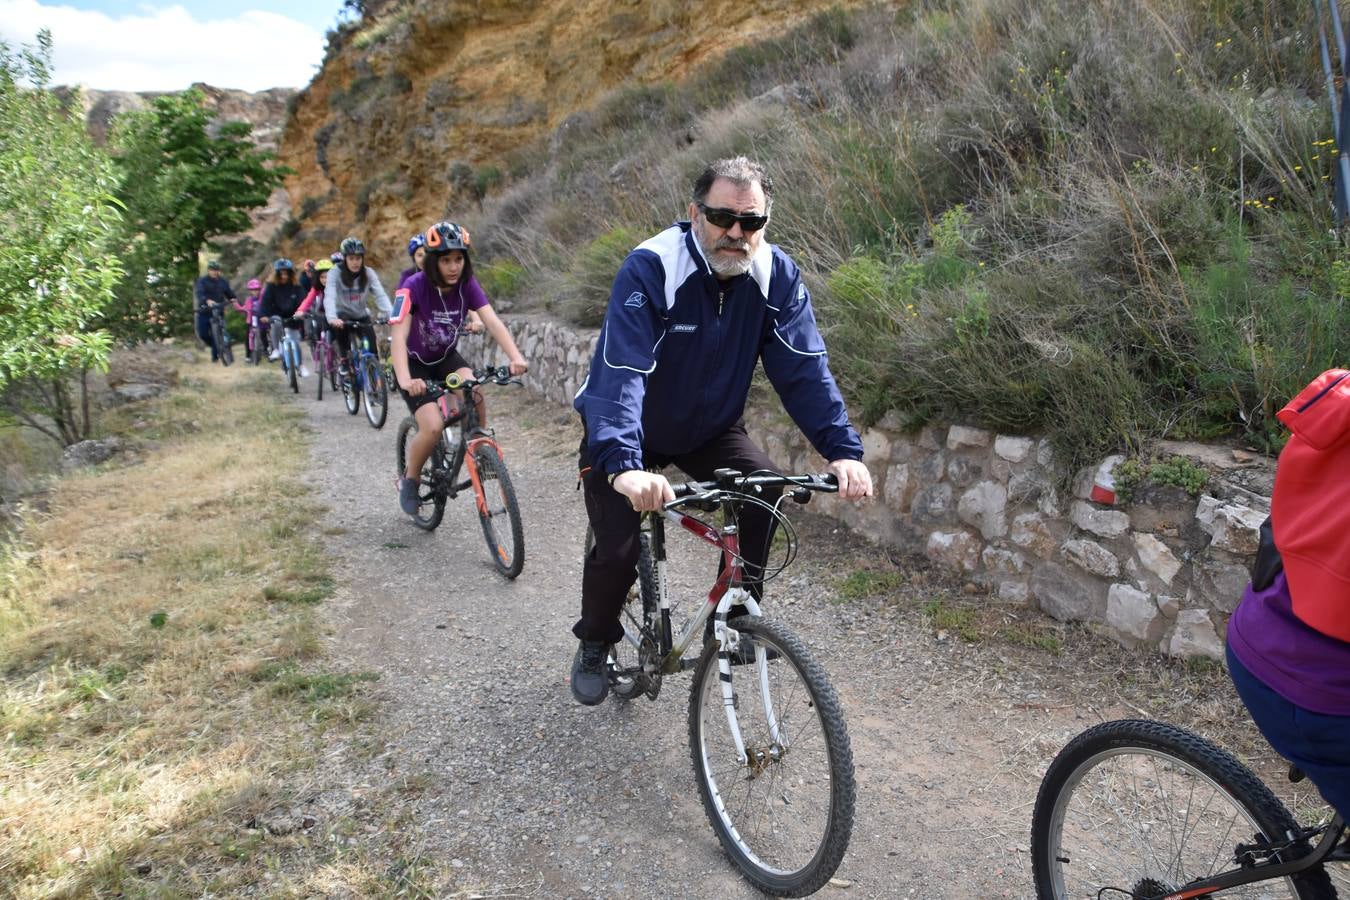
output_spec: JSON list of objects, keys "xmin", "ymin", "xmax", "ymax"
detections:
[
  {"xmin": 193, "ymin": 260, "xmax": 236, "ymax": 363},
  {"xmin": 569, "ymin": 155, "xmax": 874, "ymax": 706}
]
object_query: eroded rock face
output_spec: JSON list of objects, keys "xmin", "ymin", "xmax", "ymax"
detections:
[{"xmin": 277, "ymin": 0, "xmax": 873, "ymax": 265}]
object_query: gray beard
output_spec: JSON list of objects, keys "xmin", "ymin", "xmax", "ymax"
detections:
[{"xmin": 695, "ymin": 221, "xmax": 754, "ymax": 277}]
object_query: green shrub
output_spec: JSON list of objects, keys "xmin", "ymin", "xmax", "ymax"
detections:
[
  {"xmin": 477, "ymin": 259, "xmax": 527, "ymax": 301},
  {"xmin": 559, "ymin": 226, "xmax": 645, "ymax": 327}
]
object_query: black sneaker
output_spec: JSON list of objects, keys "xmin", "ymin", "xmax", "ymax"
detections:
[
  {"xmin": 570, "ymin": 639, "xmax": 609, "ymax": 706},
  {"xmin": 398, "ymin": 477, "xmax": 420, "ymax": 515}
]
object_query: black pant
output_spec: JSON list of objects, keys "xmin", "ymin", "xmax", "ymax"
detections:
[
  {"xmin": 574, "ymin": 420, "xmax": 781, "ymax": 644},
  {"xmin": 195, "ymin": 309, "xmax": 218, "ymax": 360},
  {"xmin": 334, "ymin": 317, "xmax": 377, "ymax": 362}
]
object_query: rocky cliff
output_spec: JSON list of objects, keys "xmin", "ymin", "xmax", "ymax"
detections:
[
  {"xmin": 278, "ymin": 0, "xmax": 870, "ymax": 267},
  {"xmin": 59, "ymin": 83, "xmax": 296, "ymax": 244}
]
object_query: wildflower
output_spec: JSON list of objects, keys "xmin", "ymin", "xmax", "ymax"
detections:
[
  {"xmin": 1210, "ymin": 146, "xmax": 1217, "ymax": 152},
  {"xmin": 1295, "ymin": 165, "xmax": 1303, "ymax": 171}
]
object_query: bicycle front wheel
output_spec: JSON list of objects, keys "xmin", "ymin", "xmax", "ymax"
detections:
[
  {"xmin": 341, "ymin": 359, "xmax": 360, "ymax": 415},
  {"xmin": 472, "ymin": 444, "xmax": 524, "ymax": 579},
  {"xmin": 315, "ymin": 348, "xmax": 325, "ymax": 400},
  {"xmin": 212, "ymin": 319, "xmax": 231, "ymax": 366},
  {"xmin": 396, "ymin": 416, "xmax": 445, "ymax": 531},
  {"xmin": 688, "ymin": 616, "xmax": 855, "ymax": 897},
  {"xmin": 363, "ymin": 355, "xmax": 388, "ymax": 429},
  {"xmin": 1031, "ymin": 719, "xmax": 1335, "ymax": 900}
]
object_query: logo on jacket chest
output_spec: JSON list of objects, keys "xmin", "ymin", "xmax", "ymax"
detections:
[{"xmin": 669, "ymin": 323, "xmax": 697, "ymax": 334}]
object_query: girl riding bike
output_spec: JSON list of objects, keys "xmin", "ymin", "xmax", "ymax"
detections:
[
  {"xmin": 323, "ymin": 236, "xmax": 392, "ymax": 377},
  {"xmin": 296, "ymin": 258, "xmax": 334, "ymax": 353},
  {"xmin": 260, "ymin": 258, "xmax": 309, "ymax": 378},
  {"xmin": 390, "ymin": 220, "xmax": 528, "ymax": 516},
  {"xmin": 1226, "ymin": 368, "xmax": 1350, "ymax": 822}
]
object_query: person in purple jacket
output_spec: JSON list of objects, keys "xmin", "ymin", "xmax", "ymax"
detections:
[
  {"xmin": 390, "ymin": 220, "xmax": 527, "ymax": 517},
  {"xmin": 568, "ymin": 156, "xmax": 874, "ymax": 705}
]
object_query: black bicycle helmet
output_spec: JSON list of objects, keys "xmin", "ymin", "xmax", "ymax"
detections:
[
  {"xmin": 424, "ymin": 221, "xmax": 470, "ymax": 254},
  {"xmin": 339, "ymin": 236, "xmax": 365, "ymax": 256}
]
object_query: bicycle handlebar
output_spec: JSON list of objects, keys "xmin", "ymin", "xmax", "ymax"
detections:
[
  {"xmin": 665, "ymin": 469, "xmax": 839, "ymax": 511},
  {"xmin": 444, "ymin": 365, "xmax": 519, "ymax": 390}
]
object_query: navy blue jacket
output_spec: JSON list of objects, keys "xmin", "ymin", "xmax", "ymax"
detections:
[
  {"xmin": 574, "ymin": 222, "xmax": 863, "ymax": 476},
  {"xmin": 193, "ymin": 275, "xmax": 235, "ymax": 311}
]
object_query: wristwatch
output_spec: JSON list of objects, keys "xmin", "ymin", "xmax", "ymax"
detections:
[{"xmin": 608, "ymin": 471, "xmax": 620, "ymax": 486}]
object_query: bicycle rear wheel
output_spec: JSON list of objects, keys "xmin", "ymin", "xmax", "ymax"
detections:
[
  {"xmin": 212, "ymin": 318, "xmax": 232, "ymax": 366},
  {"xmin": 286, "ymin": 342, "xmax": 299, "ymax": 393},
  {"xmin": 472, "ymin": 443, "xmax": 524, "ymax": 579},
  {"xmin": 396, "ymin": 416, "xmax": 445, "ymax": 531},
  {"xmin": 363, "ymin": 355, "xmax": 388, "ymax": 429},
  {"xmin": 315, "ymin": 346, "xmax": 325, "ymax": 400},
  {"xmin": 688, "ymin": 616, "xmax": 855, "ymax": 897},
  {"xmin": 1031, "ymin": 719, "xmax": 1335, "ymax": 900}
]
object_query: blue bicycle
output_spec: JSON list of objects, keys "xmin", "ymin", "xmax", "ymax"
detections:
[
  {"xmin": 269, "ymin": 318, "xmax": 303, "ymax": 394},
  {"xmin": 337, "ymin": 318, "xmax": 388, "ymax": 429}
]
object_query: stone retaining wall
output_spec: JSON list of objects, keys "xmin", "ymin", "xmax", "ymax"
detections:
[{"xmin": 482, "ymin": 315, "xmax": 1273, "ymax": 659}]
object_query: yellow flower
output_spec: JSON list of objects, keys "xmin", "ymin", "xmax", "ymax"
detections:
[
  {"xmin": 1295, "ymin": 165, "xmax": 1303, "ymax": 171},
  {"xmin": 1210, "ymin": 146, "xmax": 1217, "ymax": 152}
]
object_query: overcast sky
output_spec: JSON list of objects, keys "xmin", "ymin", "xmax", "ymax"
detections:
[{"xmin": 0, "ymin": 0, "xmax": 340, "ymax": 92}]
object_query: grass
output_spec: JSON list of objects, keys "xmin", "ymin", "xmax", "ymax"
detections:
[{"xmin": 0, "ymin": 354, "xmax": 429, "ymax": 897}]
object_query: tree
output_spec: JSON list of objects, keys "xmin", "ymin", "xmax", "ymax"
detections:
[
  {"xmin": 107, "ymin": 89, "xmax": 287, "ymax": 340},
  {"xmin": 0, "ymin": 30, "xmax": 122, "ymax": 391},
  {"xmin": 0, "ymin": 31, "xmax": 122, "ymax": 446}
]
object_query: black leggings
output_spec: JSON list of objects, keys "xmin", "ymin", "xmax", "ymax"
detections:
[
  {"xmin": 573, "ymin": 421, "xmax": 782, "ymax": 644},
  {"xmin": 334, "ymin": 318, "xmax": 378, "ymax": 361}
]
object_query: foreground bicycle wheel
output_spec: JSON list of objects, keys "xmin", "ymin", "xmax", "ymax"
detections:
[
  {"xmin": 1031, "ymin": 719, "xmax": 1334, "ymax": 900},
  {"xmin": 363, "ymin": 356, "xmax": 388, "ymax": 428},
  {"xmin": 212, "ymin": 318, "xmax": 232, "ymax": 366},
  {"xmin": 472, "ymin": 444, "xmax": 524, "ymax": 578},
  {"xmin": 689, "ymin": 616, "xmax": 855, "ymax": 897},
  {"xmin": 395, "ymin": 417, "xmax": 445, "ymax": 531}
]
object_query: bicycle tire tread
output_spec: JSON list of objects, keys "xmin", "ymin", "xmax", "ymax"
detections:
[
  {"xmin": 1030, "ymin": 718, "xmax": 1335, "ymax": 900},
  {"xmin": 688, "ymin": 615, "xmax": 856, "ymax": 897}
]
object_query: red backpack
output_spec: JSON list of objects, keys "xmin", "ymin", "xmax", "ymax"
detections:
[{"xmin": 1271, "ymin": 369, "xmax": 1350, "ymax": 642}]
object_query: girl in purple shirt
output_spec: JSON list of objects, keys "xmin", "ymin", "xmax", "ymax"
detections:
[{"xmin": 391, "ymin": 221, "xmax": 528, "ymax": 516}]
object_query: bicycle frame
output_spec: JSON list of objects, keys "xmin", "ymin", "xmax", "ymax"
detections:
[
  {"xmin": 432, "ymin": 388, "xmax": 505, "ymax": 519},
  {"xmin": 1158, "ymin": 813, "xmax": 1347, "ymax": 898},
  {"xmin": 631, "ymin": 506, "xmax": 775, "ymax": 768}
]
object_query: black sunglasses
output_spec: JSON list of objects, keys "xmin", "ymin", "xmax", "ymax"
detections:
[{"xmin": 697, "ymin": 203, "xmax": 769, "ymax": 232}]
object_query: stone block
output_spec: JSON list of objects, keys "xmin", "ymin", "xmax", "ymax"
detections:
[
  {"xmin": 1061, "ymin": 538, "xmax": 1121, "ymax": 578},
  {"xmin": 958, "ymin": 481, "xmax": 1008, "ymax": 539},
  {"xmin": 1186, "ymin": 550, "xmax": 1250, "ymax": 614},
  {"xmin": 1070, "ymin": 501, "xmax": 1130, "ymax": 539},
  {"xmin": 925, "ymin": 530, "xmax": 982, "ymax": 573},
  {"xmin": 1106, "ymin": 583, "xmax": 1162, "ymax": 643},
  {"xmin": 946, "ymin": 425, "xmax": 992, "ymax": 450},
  {"xmin": 994, "ymin": 435, "xmax": 1034, "ymax": 463},
  {"xmin": 1132, "ymin": 533, "xmax": 1182, "ymax": 586},
  {"xmin": 947, "ymin": 455, "xmax": 983, "ymax": 487},
  {"xmin": 1008, "ymin": 468, "xmax": 1049, "ymax": 506},
  {"xmin": 861, "ymin": 428, "xmax": 891, "ymax": 467},
  {"xmin": 1167, "ymin": 609, "xmax": 1224, "ymax": 660},
  {"xmin": 1010, "ymin": 512, "xmax": 1057, "ymax": 559},
  {"xmin": 998, "ymin": 581, "xmax": 1030, "ymax": 603},
  {"xmin": 916, "ymin": 451, "xmax": 945, "ymax": 484},
  {"xmin": 1194, "ymin": 495, "xmax": 1266, "ymax": 556},
  {"xmin": 883, "ymin": 462, "xmax": 915, "ymax": 513},
  {"xmin": 1036, "ymin": 438, "xmax": 1055, "ymax": 468},
  {"xmin": 917, "ymin": 426, "xmax": 944, "ymax": 451},
  {"xmin": 983, "ymin": 546, "xmax": 1028, "ymax": 575},
  {"xmin": 1157, "ymin": 594, "xmax": 1181, "ymax": 617},
  {"xmin": 911, "ymin": 483, "xmax": 955, "ymax": 526},
  {"xmin": 1030, "ymin": 561, "xmax": 1107, "ymax": 622}
]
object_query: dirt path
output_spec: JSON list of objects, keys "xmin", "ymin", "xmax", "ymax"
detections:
[{"xmin": 294, "ymin": 378, "xmax": 1238, "ymax": 899}]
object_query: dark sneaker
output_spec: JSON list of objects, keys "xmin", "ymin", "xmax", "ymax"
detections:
[
  {"xmin": 398, "ymin": 477, "xmax": 420, "ymax": 515},
  {"xmin": 570, "ymin": 639, "xmax": 609, "ymax": 706}
]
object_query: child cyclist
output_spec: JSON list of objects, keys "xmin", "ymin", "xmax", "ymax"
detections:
[
  {"xmin": 296, "ymin": 257, "xmax": 335, "ymax": 354},
  {"xmin": 391, "ymin": 221, "xmax": 527, "ymax": 516},
  {"xmin": 400, "ymin": 231, "xmax": 486, "ymax": 333},
  {"xmin": 323, "ymin": 236, "xmax": 392, "ymax": 376},
  {"xmin": 259, "ymin": 258, "xmax": 310, "ymax": 377},
  {"xmin": 234, "ymin": 278, "xmax": 266, "ymax": 362}
]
